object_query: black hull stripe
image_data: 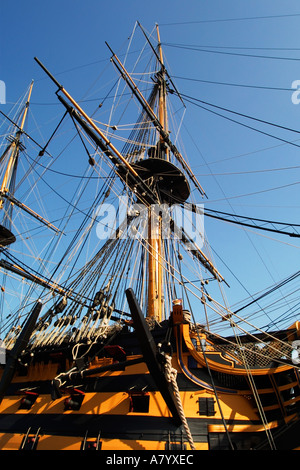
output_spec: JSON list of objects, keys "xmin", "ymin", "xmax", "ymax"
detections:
[
  {"xmin": 0, "ymin": 413, "xmax": 261, "ymax": 443},
  {"xmin": 0, "ymin": 413, "xmax": 207, "ymax": 442},
  {"xmin": 3, "ymin": 371, "xmax": 216, "ymax": 395}
]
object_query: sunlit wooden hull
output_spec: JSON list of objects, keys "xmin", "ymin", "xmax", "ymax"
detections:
[{"xmin": 0, "ymin": 306, "xmax": 299, "ymax": 451}]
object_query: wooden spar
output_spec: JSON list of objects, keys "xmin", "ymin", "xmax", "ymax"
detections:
[
  {"xmin": 34, "ymin": 56, "xmax": 163, "ymax": 321},
  {"xmin": 0, "ymin": 81, "xmax": 34, "ymax": 209},
  {"xmin": 19, "ymin": 83, "xmax": 34, "ymax": 130},
  {"xmin": 107, "ymin": 39, "xmax": 163, "ymax": 319},
  {"xmin": 34, "ymin": 57, "xmax": 164, "ymax": 214},
  {"xmin": 0, "ymin": 259, "xmax": 67, "ymax": 296},
  {"xmin": 125, "ymin": 288, "xmax": 182, "ymax": 426},
  {"xmin": 156, "ymin": 24, "xmax": 167, "ymax": 138},
  {"xmin": 34, "ymin": 57, "xmax": 140, "ymax": 183},
  {"xmin": 55, "ymin": 95, "xmax": 159, "ymax": 211},
  {"xmin": 0, "ymin": 257, "xmax": 132, "ymax": 318},
  {"xmin": 106, "ymin": 42, "xmax": 161, "ymax": 129},
  {"xmin": 147, "ymin": 210, "xmax": 163, "ymax": 321},
  {"xmin": 34, "ymin": 44, "xmax": 208, "ymax": 322},
  {"xmin": 106, "ymin": 43, "xmax": 206, "ymax": 198},
  {"xmin": 147, "ymin": 24, "xmax": 167, "ymax": 322},
  {"xmin": 171, "ymin": 218, "xmax": 226, "ymax": 284},
  {"xmin": 0, "ymin": 192, "xmax": 61, "ymax": 234},
  {"xmin": 0, "ymin": 81, "xmax": 61, "ymax": 234},
  {"xmin": 138, "ymin": 22, "xmax": 185, "ymax": 108}
]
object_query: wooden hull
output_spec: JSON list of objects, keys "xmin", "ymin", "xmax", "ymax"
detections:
[
  {"xmin": 0, "ymin": 293, "xmax": 299, "ymax": 451},
  {"xmin": 0, "ymin": 358, "xmax": 268, "ymax": 451},
  {"xmin": 0, "ymin": 318, "xmax": 299, "ymax": 451}
]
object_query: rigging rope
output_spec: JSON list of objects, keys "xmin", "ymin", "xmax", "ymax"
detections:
[
  {"xmin": 214, "ymin": 273, "xmax": 278, "ymax": 450},
  {"xmin": 232, "ymin": 327, "xmax": 277, "ymax": 450},
  {"xmin": 178, "ymin": 265, "xmax": 235, "ymax": 450},
  {"xmin": 164, "ymin": 354, "xmax": 195, "ymax": 450}
]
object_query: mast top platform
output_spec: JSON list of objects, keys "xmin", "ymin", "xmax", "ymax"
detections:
[{"xmin": 132, "ymin": 157, "xmax": 190, "ymax": 204}]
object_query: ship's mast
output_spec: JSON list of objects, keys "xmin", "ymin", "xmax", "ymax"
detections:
[
  {"xmin": 34, "ymin": 26, "xmax": 218, "ymax": 324},
  {"xmin": 0, "ymin": 81, "xmax": 61, "ymax": 243},
  {"xmin": 0, "ymin": 81, "xmax": 33, "ymax": 210},
  {"xmin": 147, "ymin": 25, "xmax": 167, "ymax": 322},
  {"xmin": 157, "ymin": 24, "xmax": 167, "ymax": 152},
  {"xmin": 0, "ymin": 82, "xmax": 34, "ymax": 247}
]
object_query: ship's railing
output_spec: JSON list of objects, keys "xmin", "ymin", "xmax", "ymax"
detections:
[{"xmin": 208, "ymin": 340, "xmax": 293, "ymax": 368}]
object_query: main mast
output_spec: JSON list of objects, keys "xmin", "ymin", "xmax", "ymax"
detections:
[
  {"xmin": 147, "ymin": 25, "xmax": 167, "ymax": 322},
  {"xmin": 34, "ymin": 24, "xmax": 215, "ymax": 326}
]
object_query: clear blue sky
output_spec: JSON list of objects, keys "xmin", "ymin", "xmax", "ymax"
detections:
[{"xmin": 1, "ymin": 0, "xmax": 300, "ymax": 330}]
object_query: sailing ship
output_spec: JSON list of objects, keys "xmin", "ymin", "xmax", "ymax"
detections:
[{"xmin": 0, "ymin": 22, "xmax": 299, "ymax": 451}]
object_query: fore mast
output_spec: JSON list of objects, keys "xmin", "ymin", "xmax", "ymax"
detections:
[
  {"xmin": 0, "ymin": 81, "xmax": 60, "ymax": 247},
  {"xmin": 0, "ymin": 82, "xmax": 34, "ymax": 247}
]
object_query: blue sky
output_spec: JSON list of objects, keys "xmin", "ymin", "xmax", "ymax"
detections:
[{"xmin": 1, "ymin": 1, "xmax": 300, "ymax": 329}]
